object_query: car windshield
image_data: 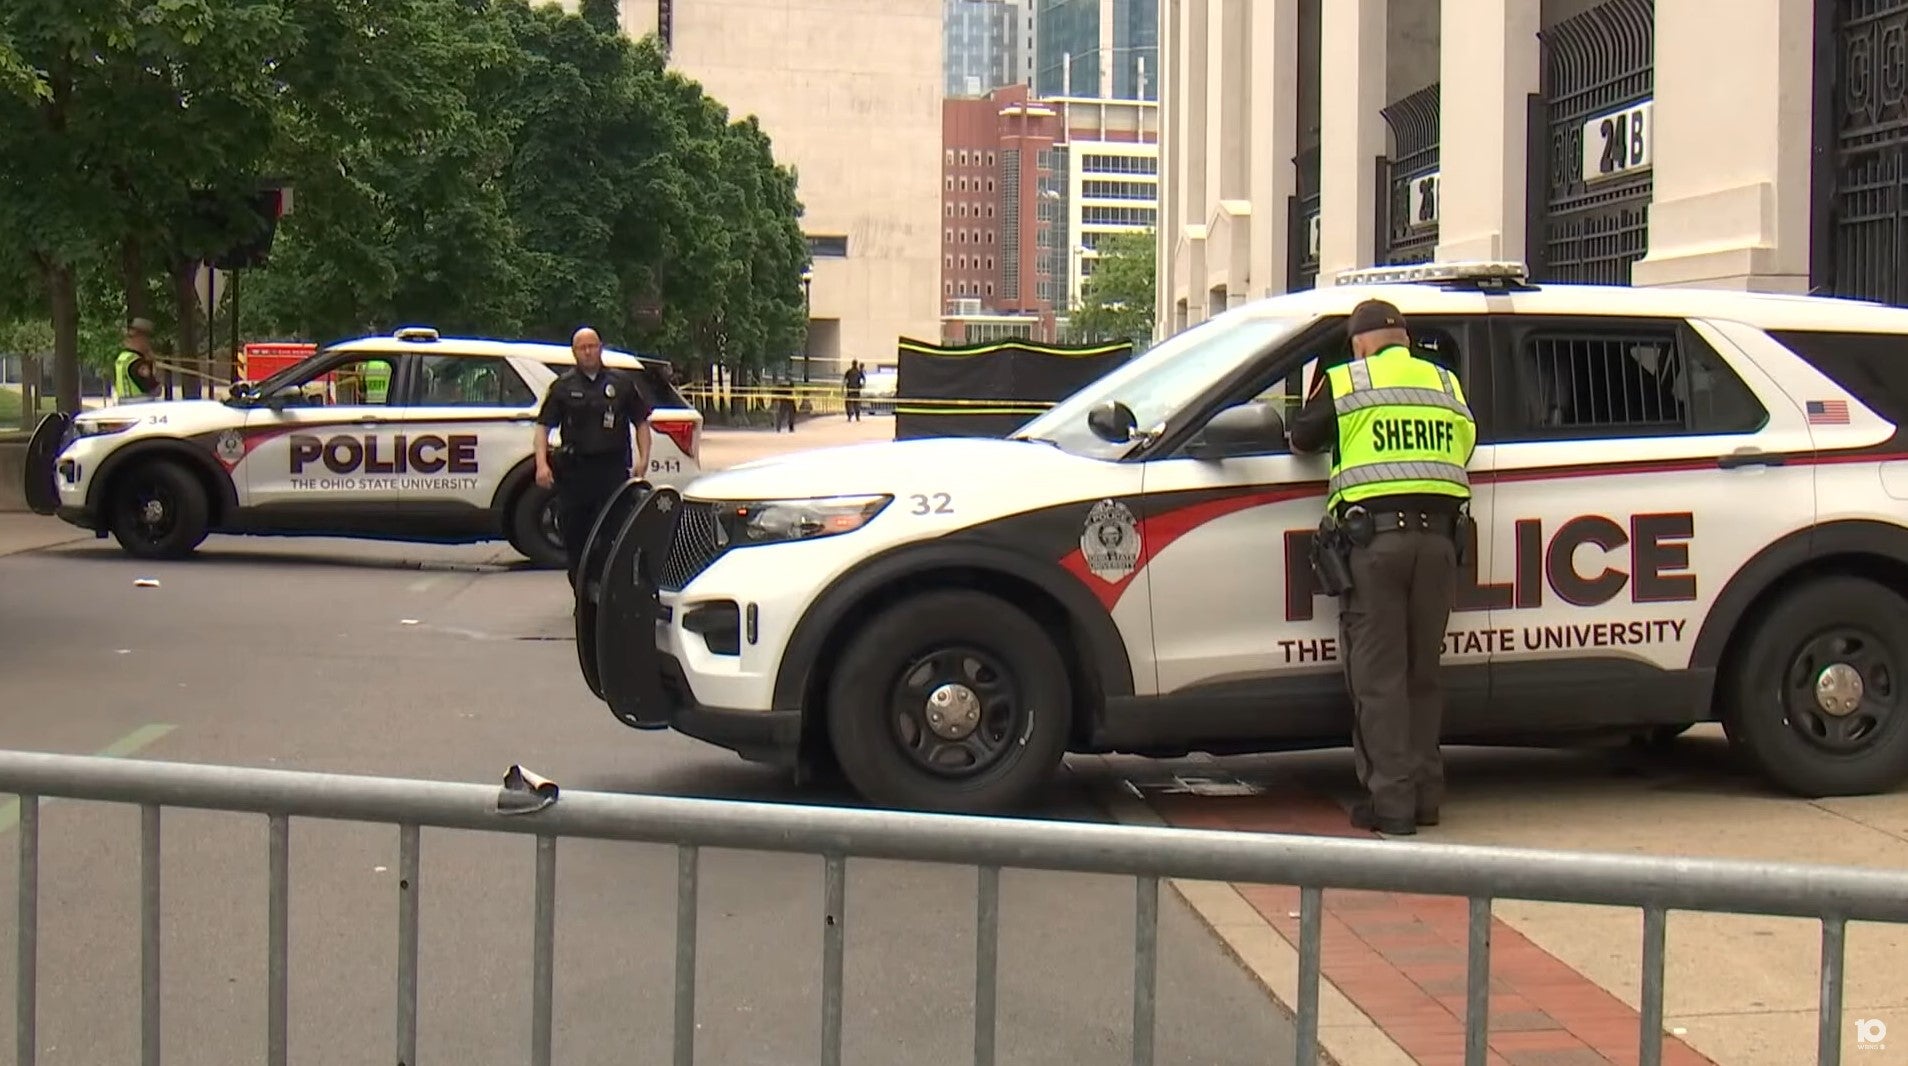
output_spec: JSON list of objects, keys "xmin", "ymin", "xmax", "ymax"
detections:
[{"xmin": 1012, "ymin": 311, "xmax": 1314, "ymax": 458}]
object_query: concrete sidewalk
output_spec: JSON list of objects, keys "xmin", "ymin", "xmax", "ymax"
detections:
[
  {"xmin": 1082, "ymin": 738, "xmax": 1908, "ymax": 1066},
  {"xmin": 0, "ymin": 512, "xmax": 89, "ymax": 557}
]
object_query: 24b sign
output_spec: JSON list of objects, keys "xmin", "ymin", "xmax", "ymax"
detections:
[{"xmin": 1581, "ymin": 99, "xmax": 1653, "ymax": 184}]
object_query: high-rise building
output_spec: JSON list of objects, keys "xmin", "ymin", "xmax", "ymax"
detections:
[
  {"xmin": 944, "ymin": 0, "xmax": 1021, "ymax": 97},
  {"xmin": 546, "ymin": 0, "xmax": 942, "ymax": 379},
  {"xmin": 1033, "ymin": 0, "xmax": 1157, "ymax": 101},
  {"xmin": 940, "ymin": 86, "xmax": 1157, "ymax": 345}
]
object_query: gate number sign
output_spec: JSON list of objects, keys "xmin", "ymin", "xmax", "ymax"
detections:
[{"xmin": 1581, "ymin": 98, "xmax": 1654, "ymax": 184}]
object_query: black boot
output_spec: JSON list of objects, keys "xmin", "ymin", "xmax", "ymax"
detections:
[{"xmin": 1350, "ymin": 802, "xmax": 1417, "ymax": 836}]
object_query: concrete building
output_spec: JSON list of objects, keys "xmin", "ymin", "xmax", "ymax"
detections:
[
  {"xmin": 1035, "ymin": 0, "xmax": 1159, "ymax": 100},
  {"xmin": 945, "ymin": 0, "xmax": 1023, "ymax": 97},
  {"xmin": 550, "ymin": 0, "xmax": 942, "ymax": 377},
  {"xmin": 1155, "ymin": 0, "xmax": 1880, "ymax": 340},
  {"xmin": 940, "ymin": 88, "xmax": 1158, "ymax": 343}
]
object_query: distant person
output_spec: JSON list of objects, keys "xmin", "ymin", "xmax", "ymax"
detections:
[
  {"xmin": 843, "ymin": 360, "xmax": 865, "ymax": 421},
  {"xmin": 113, "ymin": 318, "xmax": 160, "ymax": 403},
  {"xmin": 534, "ymin": 327, "xmax": 653, "ymax": 586}
]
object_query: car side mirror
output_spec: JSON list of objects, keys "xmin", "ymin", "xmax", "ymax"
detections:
[
  {"xmin": 1184, "ymin": 401, "xmax": 1287, "ymax": 460},
  {"xmin": 1087, "ymin": 400, "xmax": 1140, "ymax": 444}
]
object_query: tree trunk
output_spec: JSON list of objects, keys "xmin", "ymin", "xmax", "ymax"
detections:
[
  {"xmin": 173, "ymin": 261, "xmax": 201, "ymax": 400},
  {"xmin": 120, "ymin": 235, "xmax": 153, "ymax": 323},
  {"xmin": 18, "ymin": 356, "xmax": 40, "ymax": 430},
  {"xmin": 43, "ymin": 260, "xmax": 81, "ymax": 414}
]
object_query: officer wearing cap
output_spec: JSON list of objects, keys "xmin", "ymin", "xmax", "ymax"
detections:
[
  {"xmin": 534, "ymin": 327, "xmax": 652, "ymax": 585},
  {"xmin": 113, "ymin": 319, "xmax": 161, "ymax": 403},
  {"xmin": 1289, "ymin": 298, "xmax": 1477, "ymax": 836}
]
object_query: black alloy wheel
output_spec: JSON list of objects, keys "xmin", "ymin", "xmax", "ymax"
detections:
[
  {"xmin": 1722, "ymin": 575, "xmax": 1908, "ymax": 797},
  {"xmin": 886, "ymin": 644, "xmax": 1026, "ymax": 777},
  {"xmin": 109, "ymin": 460, "xmax": 208, "ymax": 559},
  {"xmin": 827, "ymin": 590, "xmax": 1071, "ymax": 813}
]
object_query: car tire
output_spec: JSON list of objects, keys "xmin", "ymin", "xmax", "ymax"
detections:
[
  {"xmin": 825, "ymin": 590, "xmax": 1071, "ymax": 814},
  {"xmin": 107, "ymin": 459, "xmax": 209, "ymax": 560},
  {"xmin": 1721, "ymin": 576, "xmax": 1908, "ymax": 797},
  {"xmin": 509, "ymin": 483, "xmax": 567, "ymax": 570}
]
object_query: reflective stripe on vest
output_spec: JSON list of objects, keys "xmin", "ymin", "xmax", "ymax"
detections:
[{"xmin": 1325, "ymin": 347, "xmax": 1476, "ymax": 510}]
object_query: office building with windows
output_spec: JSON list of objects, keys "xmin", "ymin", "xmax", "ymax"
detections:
[
  {"xmin": 548, "ymin": 0, "xmax": 941, "ymax": 377},
  {"xmin": 945, "ymin": 0, "xmax": 1023, "ymax": 97},
  {"xmin": 1155, "ymin": 0, "xmax": 1880, "ymax": 343},
  {"xmin": 1034, "ymin": 0, "xmax": 1158, "ymax": 100},
  {"xmin": 940, "ymin": 88, "xmax": 1157, "ymax": 343}
]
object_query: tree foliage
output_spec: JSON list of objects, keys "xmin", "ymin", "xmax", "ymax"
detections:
[
  {"xmin": 1065, "ymin": 230, "xmax": 1156, "ymax": 354},
  {"xmin": 0, "ymin": 0, "xmax": 810, "ymax": 413}
]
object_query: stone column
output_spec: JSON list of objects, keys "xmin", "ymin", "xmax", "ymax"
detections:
[
  {"xmin": 1433, "ymin": 0, "xmax": 1540, "ymax": 263},
  {"xmin": 1247, "ymin": 0, "xmax": 1300, "ymax": 299},
  {"xmin": 1630, "ymin": 0, "xmax": 1814, "ymax": 292},
  {"xmin": 1316, "ymin": 0, "xmax": 1387, "ymax": 282}
]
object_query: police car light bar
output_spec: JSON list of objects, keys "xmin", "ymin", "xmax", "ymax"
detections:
[
  {"xmin": 1333, "ymin": 261, "xmax": 1531, "ymax": 287},
  {"xmin": 393, "ymin": 326, "xmax": 440, "ymax": 342}
]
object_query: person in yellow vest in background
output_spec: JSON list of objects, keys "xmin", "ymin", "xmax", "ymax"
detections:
[
  {"xmin": 112, "ymin": 318, "xmax": 161, "ymax": 404},
  {"xmin": 1289, "ymin": 299, "xmax": 1478, "ymax": 837},
  {"xmin": 363, "ymin": 358, "xmax": 391, "ymax": 404}
]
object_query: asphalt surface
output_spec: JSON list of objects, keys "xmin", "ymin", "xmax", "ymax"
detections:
[{"xmin": 0, "ymin": 533, "xmax": 1299, "ymax": 1066}]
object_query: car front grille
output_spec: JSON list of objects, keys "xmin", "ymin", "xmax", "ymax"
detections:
[{"xmin": 658, "ymin": 501, "xmax": 729, "ymax": 592}]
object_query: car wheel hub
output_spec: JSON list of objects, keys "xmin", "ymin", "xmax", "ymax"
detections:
[
  {"xmin": 925, "ymin": 683, "xmax": 981, "ymax": 740},
  {"xmin": 141, "ymin": 499, "xmax": 165, "ymax": 524},
  {"xmin": 1815, "ymin": 662, "xmax": 1864, "ymax": 717}
]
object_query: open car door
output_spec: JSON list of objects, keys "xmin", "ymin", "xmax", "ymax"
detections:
[
  {"xmin": 22, "ymin": 412, "xmax": 73, "ymax": 516},
  {"xmin": 574, "ymin": 477, "xmax": 652, "ymax": 698},
  {"xmin": 592, "ymin": 484, "xmax": 683, "ymax": 729}
]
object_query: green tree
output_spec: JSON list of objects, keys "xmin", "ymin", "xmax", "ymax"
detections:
[
  {"xmin": 579, "ymin": 0, "xmax": 619, "ymax": 35},
  {"xmin": 1066, "ymin": 230, "xmax": 1157, "ymax": 353}
]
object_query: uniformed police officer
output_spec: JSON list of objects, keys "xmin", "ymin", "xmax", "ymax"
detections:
[
  {"xmin": 534, "ymin": 327, "xmax": 653, "ymax": 583},
  {"xmin": 1289, "ymin": 299, "xmax": 1477, "ymax": 836}
]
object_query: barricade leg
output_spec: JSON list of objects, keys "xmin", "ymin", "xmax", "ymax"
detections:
[
  {"xmin": 974, "ymin": 865, "xmax": 999, "ymax": 1066},
  {"xmin": 675, "ymin": 844, "xmax": 699, "ymax": 1066},
  {"xmin": 396, "ymin": 824, "xmax": 420, "ymax": 1066},
  {"xmin": 1465, "ymin": 897, "xmax": 1492, "ymax": 1066},
  {"xmin": 1295, "ymin": 886, "xmax": 1322, "ymax": 1065},
  {"xmin": 267, "ymin": 814, "xmax": 289, "ymax": 1066},
  {"xmin": 16, "ymin": 795, "xmax": 38, "ymax": 1066},
  {"xmin": 1133, "ymin": 875, "xmax": 1158, "ymax": 1066},
  {"xmin": 141, "ymin": 803, "xmax": 160, "ymax": 1066}
]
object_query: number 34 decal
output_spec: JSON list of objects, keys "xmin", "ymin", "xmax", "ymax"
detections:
[{"xmin": 910, "ymin": 492, "xmax": 953, "ymax": 515}]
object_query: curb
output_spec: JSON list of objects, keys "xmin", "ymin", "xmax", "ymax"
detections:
[{"xmin": 1077, "ymin": 760, "xmax": 1415, "ymax": 1066}]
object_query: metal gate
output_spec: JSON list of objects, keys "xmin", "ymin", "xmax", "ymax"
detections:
[
  {"xmin": 1532, "ymin": 0, "xmax": 1655, "ymax": 285},
  {"xmin": 1288, "ymin": 145, "xmax": 1321, "ymax": 290},
  {"xmin": 1815, "ymin": 0, "xmax": 1908, "ymax": 304},
  {"xmin": 1381, "ymin": 84, "xmax": 1441, "ymax": 266}
]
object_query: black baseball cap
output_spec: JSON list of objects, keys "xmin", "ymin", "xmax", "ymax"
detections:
[{"xmin": 1346, "ymin": 299, "xmax": 1406, "ymax": 337}]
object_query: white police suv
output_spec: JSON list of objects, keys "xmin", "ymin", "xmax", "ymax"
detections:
[
  {"xmin": 22, "ymin": 328, "xmax": 702, "ymax": 566},
  {"xmin": 578, "ymin": 262, "xmax": 1908, "ymax": 813}
]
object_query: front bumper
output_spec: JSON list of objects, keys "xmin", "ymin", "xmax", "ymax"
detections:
[{"xmin": 656, "ymin": 652, "xmax": 803, "ymax": 766}]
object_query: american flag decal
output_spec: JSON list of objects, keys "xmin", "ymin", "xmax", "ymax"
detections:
[{"xmin": 1806, "ymin": 399, "xmax": 1850, "ymax": 425}]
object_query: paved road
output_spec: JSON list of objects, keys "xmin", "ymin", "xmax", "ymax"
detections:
[{"xmin": 0, "ymin": 534, "xmax": 1298, "ymax": 1066}]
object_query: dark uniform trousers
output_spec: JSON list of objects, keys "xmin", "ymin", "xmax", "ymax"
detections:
[
  {"xmin": 556, "ymin": 453, "xmax": 631, "ymax": 581},
  {"xmin": 1338, "ymin": 520, "xmax": 1459, "ymax": 823}
]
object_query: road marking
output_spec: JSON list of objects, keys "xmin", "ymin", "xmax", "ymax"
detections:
[
  {"xmin": 407, "ymin": 575, "xmax": 443, "ymax": 592},
  {"xmin": 0, "ymin": 723, "xmax": 177, "ymax": 833}
]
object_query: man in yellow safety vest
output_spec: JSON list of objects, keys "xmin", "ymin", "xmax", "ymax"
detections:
[{"xmin": 1289, "ymin": 299, "xmax": 1478, "ymax": 836}]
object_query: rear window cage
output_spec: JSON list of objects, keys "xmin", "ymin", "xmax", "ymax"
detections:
[{"xmin": 1496, "ymin": 320, "xmax": 1767, "ymax": 441}]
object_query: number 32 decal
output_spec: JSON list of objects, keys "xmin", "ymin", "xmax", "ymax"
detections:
[{"xmin": 910, "ymin": 492, "xmax": 953, "ymax": 515}]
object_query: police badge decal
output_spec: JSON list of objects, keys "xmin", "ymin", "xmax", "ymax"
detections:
[
  {"xmin": 1081, "ymin": 499, "xmax": 1141, "ymax": 582},
  {"xmin": 214, "ymin": 429, "xmax": 246, "ymax": 468}
]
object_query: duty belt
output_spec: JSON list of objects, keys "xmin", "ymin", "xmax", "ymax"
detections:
[{"xmin": 1340, "ymin": 504, "xmax": 1462, "ymax": 541}]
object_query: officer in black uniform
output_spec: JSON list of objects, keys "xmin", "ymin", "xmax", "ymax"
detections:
[{"xmin": 534, "ymin": 327, "xmax": 652, "ymax": 584}]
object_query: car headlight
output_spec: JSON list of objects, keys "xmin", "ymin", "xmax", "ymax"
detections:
[
  {"xmin": 712, "ymin": 495, "xmax": 891, "ymax": 546},
  {"xmin": 70, "ymin": 418, "xmax": 141, "ymax": 440}
]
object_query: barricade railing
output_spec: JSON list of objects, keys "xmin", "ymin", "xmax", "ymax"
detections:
[{"xmin": 4, "ymin": 748, "xmax": 1906, "ymax": 1066}]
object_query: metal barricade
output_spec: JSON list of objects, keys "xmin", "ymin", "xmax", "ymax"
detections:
[{"xmin": 4, "ymin": 748, "xmax": 1908, "ymax": 1066}]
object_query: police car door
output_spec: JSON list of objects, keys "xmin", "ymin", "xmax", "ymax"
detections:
[
  {"xmin": 240, "ymin": 350, "xmax": 407, "ymax": 527},
  {"xmin": 400, "ymin": 353, "xmax": 542, "ymax": 521},
  {"xmin": 1138, "ymin": 314, "xmax": 1499, "ymax": 738},
  {"xmin": 1476, "ymin": 311, "xmax": 1812, "ymax": 726}
]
